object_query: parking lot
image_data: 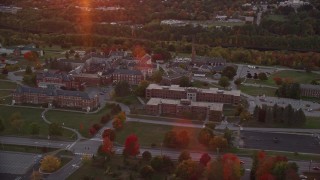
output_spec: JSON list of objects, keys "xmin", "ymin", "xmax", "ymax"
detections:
[
  {"xmin": 0, "ymin": 151, "xmax": 40, "ymax": 175},
  {"xmin": 242, "ymin": 131, "xmax": 320, "ymax": 154}
]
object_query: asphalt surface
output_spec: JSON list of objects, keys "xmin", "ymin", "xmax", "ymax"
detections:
[
  {"xmin": 0, "ymin": 136, "xmax": 72, "ymax": 149},
  {"xmin": 242, "ymin": 131, "xmax": 320, "ymax": 154},
  {"xmin": 0, "ymin": 151, "xmax": 41, "ymax": 180}
]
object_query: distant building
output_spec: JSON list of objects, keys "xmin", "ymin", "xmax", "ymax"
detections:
[
  {"xmin": 112, "ymin": 69, "xmax": 144, "ymax": 85},
  {"xmin": 0, "ymin": 44, "xmax": 44, "ymax": 57},
  {"xmin": 12, "ymin": 85, "xmax": 99, "ymax": 111},
  {"xmin": 161, "ymin": 73, "xmax": 185, "ymax": 86},
  {"xmin": 36, "ymin": 71, "xmax": 79, "ymax": 89},
  {"xmin": 146, "ymin": 84, "xmax": 240, "ymax": 105},
  {"xmin": 300, "ymin": 84, "xmax": 320, "ymax": 98},
  {"xmin": 146, "ymin": 98, "xmax": 223, "ymax": 121}
]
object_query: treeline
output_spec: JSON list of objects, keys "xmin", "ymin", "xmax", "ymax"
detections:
[
  {"xmin": 253, "ymin": 104, "xmax": 306, "ymax": 127},
  {"xmin": 275, "ymin": 83, "xmax": 301, "ymax": 99}
]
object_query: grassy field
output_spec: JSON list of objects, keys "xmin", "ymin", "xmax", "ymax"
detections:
[
  {"xmin": 0, "ymin": 106, "xmax": 75, "ymax": 140},
  {"xmin": 246, "ymin": 70, "xmax": 320, "ymax": 87},
  {"xmin": 46, "ymin": 105, "xmax": 112, "ymax": 138},
  {"xmin": 113, "ymin": 95, "xmax": 140, "ymax": 106},
  {"xmin": 265, "ymin": 15, "xmax": 287, "ymax": 22},
  {"xmin": 115, "ymin": 122, "xmax": 206, "ymax": 150},
  {"xmin": 239, "ymin": 85, "xmax": 276, "ymax": 97},
  {"xmin": 304, "ymin": 117, "xmax": 320, "ymax": 129},
  {"xmin": 0, "ymin": 81, "xmax": 17, "ymax": 89}
]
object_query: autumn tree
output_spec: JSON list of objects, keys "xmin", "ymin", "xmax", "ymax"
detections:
[
  {"xmin": 115, "ymin": 111, "xmax": 126, "ymax": 123},
  {"xmin": 198, "ymin": 128, "xmax": 214, "ymax": 146},
  {"xmin": 199, "ymin": 153, "xmax": 211, "ymax": 166},
  {"xmin": 234, "ymin": 78, "xmax": 243, "ymax": 86},
  {"xmin": 175, "ymin": 159, "xmax": 203, "ymax": 180},
  {"xmin": 112, "ymin": 117, "xmax": 123, "ymax": 130},
  {"xmin": 123, "ymin": 134, "xmax": 140, "ymax": 156},
  {"xmin": 178, "ymin": 150, "xmax": 191, "ymax": 162},
  {"xmin": 209, "ymin": 136, "xmax": 228, "ymax": 151},
  {"xmin": 40, "ymin": 155, "xmax": 61, "ymax": 173},
  {"xmin": 30, "ymin": 171, "xmax": 42, "ymax": 180},
  {"xmin": 102, "ymin": 128, "xmax": 116, "ymax": 141},
  {"xmin": 100, "ymin": 137, "xmax": 113, "ymax": 155}
]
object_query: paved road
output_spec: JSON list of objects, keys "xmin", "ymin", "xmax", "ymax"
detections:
[
  {"xmin": 46, "ymin": 155, "xmax": 82, "ymax": 180},
  {"xmin": 0, "ymin": 136, "xmax": 72, "ymax": 149}
]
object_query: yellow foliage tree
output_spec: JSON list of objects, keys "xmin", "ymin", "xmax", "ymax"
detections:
[
  {"xmin": 40, "ymin": 155, "xmax": 61, "ymax": 173},
  {"xmin": 30, "ymin": 170, "xmax": 42, "ymax": 180}
]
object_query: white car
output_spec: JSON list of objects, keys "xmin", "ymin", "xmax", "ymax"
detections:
[{"xmin": 299, "ymin": 174, "xmax": 307, "ymax": 179}]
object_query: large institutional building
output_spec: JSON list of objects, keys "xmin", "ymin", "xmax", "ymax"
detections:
[
  {"xmin": 146, "ymin": 98, "xmax": 223, "ymax": 121},
  {"xmin": 145, "ymin": 84, "xmax": 241, "ymax": 121},
  {"xmin": 300, "ymin": 84, "xmax": 320, "ymax": 98},
  {"xmin": 145, "ymin": 84, "xmax": 241, "ymax": 105},
  {"xmin": 12, "ymin": 85, "xmax": 99, "ymax": 111}
]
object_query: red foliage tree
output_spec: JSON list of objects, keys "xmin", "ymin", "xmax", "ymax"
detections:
[
  {"xmin": 23, "ymin": 51, "xmax": 39, "ymax": 63},
  {"xmin": 102, "ymin": 128, "xmax": 116, "ymax": 141},
  {"xmin": 273, "ymin": 77, "xmax": 283, "ymax": 85},
  {"xmin": 199, "ymin": 153, "xmax": 211, "ymax": 166},
  {"xmin": 222, "ymin": 153, "xmax": 242, "ymax": 180},
  {"xmin": 89, "ymin": 127, "xmax": 97, "ymax": 136},
  {"xmin": 101, "ymin": 137, "xmax": 113, "ymax": 154},
  {"xmin": 124, "ymin": 134, "xmax": 140, "ymax": 156}
]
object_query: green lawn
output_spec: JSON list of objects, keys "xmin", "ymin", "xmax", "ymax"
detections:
[
  {"xmin": 115, "ymin": 122, "xmax": 206, "ymax": 150},
  {"xmin": 246, "ymin": 70, "xmax": 320, "ymax": 87},
  {"xmin": 304, "ymin": 117, "xmax": 320, "ymax": 129},
  {"xmin": 239, "ymin": 85, "xmax": 276, "ymax": 97},
  {"xmin": 0, "ymin": 90, "xmax": 12, "ymax": 97},
  {"xmin": 0, "ymin": 81, "xmax": 17, "ymax": 89},
  {"xmin": 113, "ymin": 95, "xmax": 140, "ymax": 106},
  {"xmin": 0, "ymin": 106, "xmax": 74, "ymax": 140},
  {"xmin": 265, "ymin": 15, "xmax": 287, "ymax": 22},
  {"xmin": 46, "ymin": 104, "xmax": 112, "ymax": 138}
]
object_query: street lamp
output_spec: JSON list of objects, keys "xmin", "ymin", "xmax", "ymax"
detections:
[{"xmin": 309, "ymin": 160, "xmax": 312, "ymax": 172}]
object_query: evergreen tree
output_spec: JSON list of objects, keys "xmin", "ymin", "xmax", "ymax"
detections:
[
  {"xmin": 265, "ymin": 107, "xmax": 274, "ymax": 124},
  {"xmin": 253, "ymin": 106, "xmax": 260, "ymax": 122}
]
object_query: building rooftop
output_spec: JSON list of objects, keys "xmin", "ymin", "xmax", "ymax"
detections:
[
  {"xmin": 147, "ymin": 98, "xmax": 224, "ymax": 111},
  {"xmin": 113, "ymin": 69, "xmax": 143, "ymax": 75},
  {"xmin": 301, "ymin": 84, "xmax": 320, "ymax": 90},
  {"xmin": 14, "ymin": 85, "xmax": 95, "ymax": 99},
  {"xmin": 146, "ymin": 84, "xmax": 241, "ymax": 96}
]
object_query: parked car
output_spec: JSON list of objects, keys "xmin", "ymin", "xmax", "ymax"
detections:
[{"xmin": 313, "ymin": 166, "xmax": 320, "ymax": 170}]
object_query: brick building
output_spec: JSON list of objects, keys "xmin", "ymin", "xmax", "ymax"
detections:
[
  {"xmin": 300, "ymin": 84, "xmax": 320, "ymax": 98},
  {"xmin": 112, "ymin": 69, "xmax": 144, "ymax": 85},
  {"xmin": 12, "ymin": 85, "xmax": 99, "ymax": 111},
  {"xmin": 36, "ymin": 71, "xmax": 79, "ymax": 90},
  {"xmin": 146, "ymin": 98, "xmax": 223, "ymax": 121},
  {"xmin": 146, "ymin": 84, "xmax": 240, "ymax": 105}
]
